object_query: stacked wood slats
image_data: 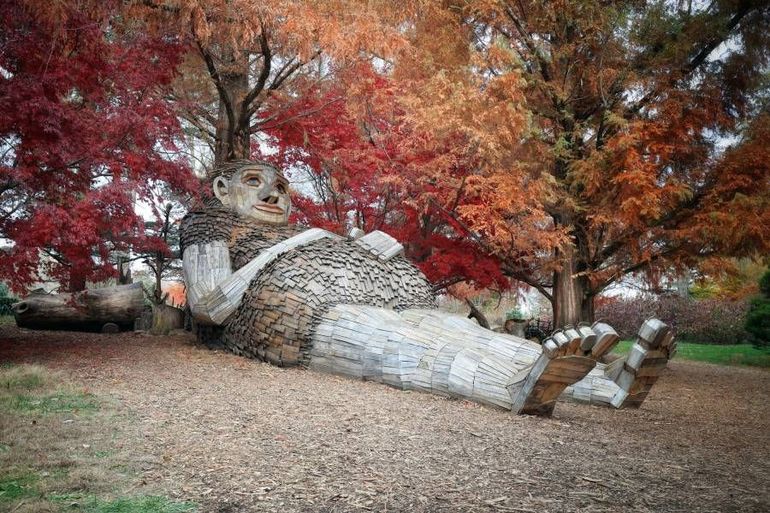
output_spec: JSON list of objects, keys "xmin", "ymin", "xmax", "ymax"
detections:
[
  {"xmin": 309, "ymin": 305, "xmax": 530, "ymax": 410},
  {"xmin": 509, "ymin": 322, "xmax": 618, "ymax": 415},
  {"xmin": 559, "ymin": 318, "xmax": 676, "ymax": 409},
  {"xmin": 181, "ymin": 200, "xmax": 635, "ymax": 416},
  {"xmin": 610, "ymin": 319, "xmax": 676, "ymax": 408},
  {"xmin": 219, "ymin": 231, "xmax": 436, "ymax": 367},
  {"xmin": 354, "ymin": 231, "xmax": 404, "ymax": 261},
  {"xmin": 560, "ymin": 365, "xmax": 622, "ymax": 407}
]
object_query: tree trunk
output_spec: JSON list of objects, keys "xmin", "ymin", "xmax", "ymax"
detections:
[
  {"xmin": 581, "ymin": 294, "xmax": 595, "ymax": 324},
  {"xmin": 117, "ymin": 255, "xmax": 132, "ymax": 284},
  {"xmin": 552, "ymin": 248, "xmax": 595, "ymax": 327},
  {"xmin": 153, "ymin": 255, "xmax": 164, "ymax": 304},
  {"xmin": 68, "ymin": 273, "xmax": 87, "ymax": 292},
  {"xmin": 214, "ymin": 52, "xmax": 251, "ymax": 165},
  {"xmin": 12, "ymin": 283, "xmax": 144, "ymax": 332}
]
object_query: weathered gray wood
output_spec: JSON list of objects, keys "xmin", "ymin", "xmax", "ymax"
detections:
[
  {"xmin": 180, "ymin": 160, "xmax": 633, "ymax": 417},
  {"xmin": 560, "ymin": 318, "xmax": 675, "ymax": 409},
  {"xmin": 183, "ymin": 228, "xmax": 338, "ymax": 325},
  {"xmin": 354, "ymin": 230, "xmax": 404, "ymax": 261},
  {"xmin": 12, "ymin": 283, "xmax": 143, "ymax": 332}
]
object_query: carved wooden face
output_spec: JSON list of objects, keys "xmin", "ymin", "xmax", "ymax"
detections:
[{"xmin": 213, "ymin": 164, "xmax": 291, "ymax": 224}]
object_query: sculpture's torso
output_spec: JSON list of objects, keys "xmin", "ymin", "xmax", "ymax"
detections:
[{"xmin": 181, "ymin": 206, "xmax": 437, "ymax": 366}]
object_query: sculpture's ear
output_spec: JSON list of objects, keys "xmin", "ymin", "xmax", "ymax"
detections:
[{"xmin": 212, "ymin": 176, "xmax": 230, "ymax": 205}]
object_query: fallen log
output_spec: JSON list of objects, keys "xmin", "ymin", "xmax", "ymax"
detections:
[{"xmin": 12, "ymin": 283, "xmax": 144, "ymax": 332}]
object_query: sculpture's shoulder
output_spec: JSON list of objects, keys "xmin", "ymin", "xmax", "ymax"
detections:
[
  {"xmin": 285, "ymin": 235, "xmax": 436, "ymax": 303},
  {"xmin": 179, "ymin": 206, "xmax": 241, "ymax": 254}
]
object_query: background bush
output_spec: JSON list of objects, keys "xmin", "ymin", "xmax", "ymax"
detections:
[
  {"xmin": 745, "ymin": 270, "xmax": 770, "ymax": 347},
  {"xmin": 597, "ymin": 295, "xmax": 750, "ymax": 344},
  {"xmin": 0, "ymin": 297, "xmax": 15, "ymax": 316},
  {"xmin": 0, "ymin": 283, "xmax": 16, "ymax": 316}
]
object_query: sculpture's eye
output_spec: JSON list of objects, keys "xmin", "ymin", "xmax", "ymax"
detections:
[
  {"xmin": 245, "ymin": 176, "xmax": 262, "ymax": 187},
  {"xmin": 275, "ymin": 183, "xmax": 287, "ymax": 194}
]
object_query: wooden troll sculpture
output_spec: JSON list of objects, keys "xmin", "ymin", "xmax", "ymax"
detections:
[{"xmin": 181, "ymin": 161, "xmax": 676, "ymax": 415}]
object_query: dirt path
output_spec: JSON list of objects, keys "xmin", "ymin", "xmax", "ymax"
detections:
[{"xmin": 1, "ymin": 325, "xmax": 768, "ymax": 513}]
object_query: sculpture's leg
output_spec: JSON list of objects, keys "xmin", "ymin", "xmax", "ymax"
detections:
[
  {"xmin": 309, "ymin": 305, "xmax": 617, "ymax": 416},
  {"xmin": 309, "ymin": 305, "xmax": 520, "ymax": 409},
  {"xmin": 397, "ymin": 309, "xmax": 543, "ymax": 369},
  {"xmin": 560, "ymin": 318, "xmax": 676, "ymax": 408},
  {"xmin": 398, "ymin": 310, "xmax": 620, "ymax": 415}
]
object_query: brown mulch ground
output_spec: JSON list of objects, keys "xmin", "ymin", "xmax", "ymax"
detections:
[{"xmin": 1, "ymin": 325, "xmax": 768, "ymax": 513}]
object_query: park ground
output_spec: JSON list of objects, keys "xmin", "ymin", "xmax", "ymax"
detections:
[{"xmin": 0, "ymin": 325, "xmax": 768, "ymax": 513}]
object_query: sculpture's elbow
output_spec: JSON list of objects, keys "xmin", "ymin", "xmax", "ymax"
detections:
[
  {"xmin": 186, "ymin": 283, "xmax": 218, "ymax": 326},
  {"xmin": 189, "ymin": 302, "xmax": 217, "ymax": 325}
]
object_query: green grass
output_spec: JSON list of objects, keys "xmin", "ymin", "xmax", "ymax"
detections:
[
  {"xmin": 1, "ymin": 391, "xmax": 100, "ymax": 414},
  {"xmin": 50, "ymin": 494, "xmax": 196, "ymax": 513},
  {"xmin": 612, "ymin": 340, "xmax": 770, "ymax": 368},
  {"xmin": 0, "ymin": 364, "xmax": 100, "ymax": 414},
  {"xmin": 0, "ymin": 364, "xmax": 197, "ymax": 512},
  {"xmin": 0, "ymin": 363, "xmax": 47, "ymax": 390},
  {"xmin": 3, "ymin": 485, "xmax": 196, "ymax": 512},
  {"xmin": 0, "ymin": 473, "xmax": 38, "ymax": 502},
  {"xmin": 612, "ymin": 340, "xmax": 635, "ymax": 355}
]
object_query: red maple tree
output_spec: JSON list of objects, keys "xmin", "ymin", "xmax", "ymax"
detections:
[{"xmin": 0, "ymin": 1, "xmax": 198, "ymax": 292}]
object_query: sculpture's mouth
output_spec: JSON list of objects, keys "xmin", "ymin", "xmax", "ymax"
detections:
[{"xmin": 253, "ymin": 203, "xmax": 285, "ymax": 215}]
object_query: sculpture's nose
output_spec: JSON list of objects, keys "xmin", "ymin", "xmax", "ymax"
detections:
[{"xmin": 265, "ymin": 192, "xmax": 280, "ymax": 205}]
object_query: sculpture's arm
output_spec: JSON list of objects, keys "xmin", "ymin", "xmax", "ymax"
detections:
[{"xmin": 183, "ymin": 228, "xmax": 338, "ymax": 325}]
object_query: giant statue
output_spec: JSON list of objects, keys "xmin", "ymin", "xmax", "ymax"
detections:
[{"xmin": 181, "ymin": 160, "xmax": 676, "ymax": 416}]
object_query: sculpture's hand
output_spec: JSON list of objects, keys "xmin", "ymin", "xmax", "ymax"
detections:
[{"xmin": 183, "ymin": 240, "xmax": 233, "ymax": 325}]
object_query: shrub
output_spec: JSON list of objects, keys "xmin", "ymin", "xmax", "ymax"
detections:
[
  {"xmin": 0, "ymin": 283, "xmax": 17, "ymax": 316},
  {"xmin": 745, "ymin": 298, "xmax": 770, "ymax": 347},
  {"xmin": 596, "ymin": 295, "xmax": 750, "ymax": 344},
  {"xmin": 759, "ymin": 270, "xmax": 770, "ymax": 297},
  {"xmin": 0, "ymin": 297, "xmax": 15, "ymax": 316},
  {"xmin": 745, "ymin": 270, "xmax": 770, "ymax": 348}
]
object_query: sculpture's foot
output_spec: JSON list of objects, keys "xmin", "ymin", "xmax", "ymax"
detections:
[
  {"xmin": 605, "ymin": 319, "xmax": 676, "ymax": 408},
  {"xmin": 509, "ymin": 322, "xmax": 620, "ymax": 416}
]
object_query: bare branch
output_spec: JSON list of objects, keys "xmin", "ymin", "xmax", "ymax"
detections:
[
  {"xmin": 624, "ymin": 5, "xmax": 754, "ymax": 118},
  {"xmin": 254, "ymin": 97, "xmax": 343, "ymax": 133},
  {"xmin": 195, "ymin": 40, "xmax": 236, "ymax": 136},
  {"xmin": 240, "ymin": 21, "xmax": 272, "ymax": 125}
]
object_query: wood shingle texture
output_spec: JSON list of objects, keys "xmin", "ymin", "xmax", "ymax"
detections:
[{"xmin": 180, "ymin": 163, "xmax": 675, "ymax": 416}]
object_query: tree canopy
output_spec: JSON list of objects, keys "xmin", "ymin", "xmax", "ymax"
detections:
[{"xmin": 1, "ymin": 0, "xmax": 768, "ymax": 325}]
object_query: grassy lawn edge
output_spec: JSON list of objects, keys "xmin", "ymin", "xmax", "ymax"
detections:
[{"xmin": 612, "ymin": 340, "xmax": 770, "ymax": 368}]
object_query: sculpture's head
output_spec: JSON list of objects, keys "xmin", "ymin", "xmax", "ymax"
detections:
[{"xmin": 211, "ymin": 160, "xmax": 291, "ymax": 225}]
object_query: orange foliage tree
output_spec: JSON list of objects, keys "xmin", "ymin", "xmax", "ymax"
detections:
[{"xmin": 398, "ymin": 0, "xmax": 770, "ymax": 325}]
